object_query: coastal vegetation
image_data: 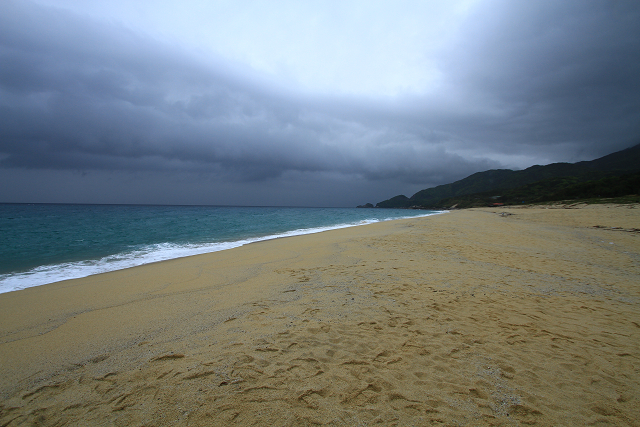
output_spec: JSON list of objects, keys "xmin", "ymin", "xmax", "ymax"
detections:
[{"xmin": 374, "ymin": 143, "xmax": 640, "ymax": 209}]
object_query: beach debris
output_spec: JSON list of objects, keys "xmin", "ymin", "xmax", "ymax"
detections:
[{"xmin": 592, "ymin": 225, "xmax": 640, "ymax": 233}]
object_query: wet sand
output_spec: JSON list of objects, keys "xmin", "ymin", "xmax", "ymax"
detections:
[{"xmin": 1, "ymin": 204, "xmax": 639, "ymax": 426}]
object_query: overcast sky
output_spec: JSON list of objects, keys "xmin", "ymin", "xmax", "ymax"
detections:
[{"xmin": 1, "ymin": 0, "xmax": 639, "ymax": 206}]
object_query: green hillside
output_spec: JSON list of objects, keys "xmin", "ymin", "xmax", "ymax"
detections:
[
  {"xmin": 433, "ymin": 171, "xmax": 640, "ymax": 208},
  {"xmin": 375, "ymin": 143, "xmax": 640, "ymax": 208}
]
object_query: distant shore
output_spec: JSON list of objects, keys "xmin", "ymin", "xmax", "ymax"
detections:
[{"xmin": 1, "ymin": 204, "xmax": 638, "ymax": 426}]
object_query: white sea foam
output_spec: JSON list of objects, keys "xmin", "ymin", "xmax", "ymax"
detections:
[{"xmin": 0, "ymin": 211, "xmax": 444, "ymax": 294}]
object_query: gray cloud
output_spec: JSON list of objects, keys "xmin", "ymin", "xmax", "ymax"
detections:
[
  {"xmin": 1, "ymin": 0, "xmax": 639, "ymax": 206},
  {"xmin": 435, "ymin": 0, "xmax": 640, "ymax": 156}
]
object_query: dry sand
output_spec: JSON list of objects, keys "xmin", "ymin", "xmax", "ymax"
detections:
[{"xmin": 1, "ymin": 204, "xmax": 639, "ymax": 426}]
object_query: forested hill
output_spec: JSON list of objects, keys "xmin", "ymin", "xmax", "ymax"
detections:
[{"xmin": 375, "ymin": 143, "xmax": 640, "ymax": 208}]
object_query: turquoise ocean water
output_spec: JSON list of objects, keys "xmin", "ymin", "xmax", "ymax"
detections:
[{"xmin": 0, "ymin": 204, "xmax": 441, "ymax": 293}]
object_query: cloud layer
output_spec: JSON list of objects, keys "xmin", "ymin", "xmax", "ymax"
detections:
[{"xmin": 1, "ymin": 0, "xmax": 639, "ymax": 206}]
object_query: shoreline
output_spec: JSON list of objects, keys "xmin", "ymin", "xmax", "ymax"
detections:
[
  {"xmin": 1, "ymin": 204, "xmax": 638, "ymax": 426},
  {"xmin": 0, "ymin": 210, "xmax": 445, "ymax": 294}
]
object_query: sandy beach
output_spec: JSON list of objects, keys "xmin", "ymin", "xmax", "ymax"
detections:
[{"xmin": 1, "ymin": 204, "xmax": 639, "ymax": 426}]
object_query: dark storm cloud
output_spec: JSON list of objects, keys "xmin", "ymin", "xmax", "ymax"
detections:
[
  {"xmin": 432, "ymin": 0, "xmax": 640, "ymax": 158},
  {"xmin": 0, "ymin": 1, "xmax": 499, "ymax": 183},
  {"xmin": 1, "ymin": 0, "xmax": 639, "ymax": 206}
]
